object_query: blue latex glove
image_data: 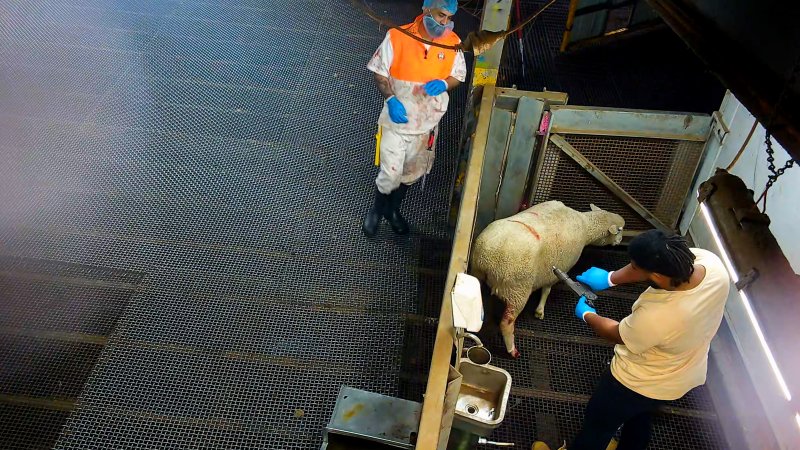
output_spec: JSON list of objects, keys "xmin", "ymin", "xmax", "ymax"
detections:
[
  {"xmin": 576, "ymin": 267, "xmax": 614, "ymax": 291},
  {"xmin": 575, "ymin": 296, "xmax": 597, "ymax": 322},
  {"xmin": 423, "ymin": 79, "xmax": 448, "ymax": 96},
  {"xmin": 386, "ymin": 96, "xmax": 408, "ymax": 124}
]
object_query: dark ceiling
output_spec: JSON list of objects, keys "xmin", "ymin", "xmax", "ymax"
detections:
[{"xmin": 649, "ymin": 0, "xmax": 800, "ymax": 163}]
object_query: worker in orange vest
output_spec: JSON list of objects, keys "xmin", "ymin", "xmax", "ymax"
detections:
[{"xmin": 362, "ymin": 0, "xmax": 467, "ymax": 237}]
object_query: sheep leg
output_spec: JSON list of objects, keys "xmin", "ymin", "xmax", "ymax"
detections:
[
  {"xmin": 500, "ymin": 305, "xmax": 522, "ymax": 359},
  {"xmin": 534, "ymin": 285, "xmax": 552, "ymax": 320}
]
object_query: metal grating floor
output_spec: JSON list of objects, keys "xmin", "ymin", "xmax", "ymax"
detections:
[
  {"xmin": 1, "ymin": 0, "xmax": 473, "ymax": 448},
  {"xmin": 1, "ymin": 0, "xmax": 727, "ymax": 449},
  {"xmin": 0, "ymin": 257, "xmax": 143, "ymax": 449}
]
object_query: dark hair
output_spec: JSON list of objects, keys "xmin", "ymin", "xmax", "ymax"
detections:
[{"xmin": 628, "ymin": 230, "xmax": 696, "ymax": 287}]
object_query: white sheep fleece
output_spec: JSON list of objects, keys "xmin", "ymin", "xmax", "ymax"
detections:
[{"xmin": 470, "ymin": 200, "xmax": 625, "ymax": 357}]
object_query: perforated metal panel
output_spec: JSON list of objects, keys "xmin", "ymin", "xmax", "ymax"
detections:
[
  {"xmin": 532, "ymin": 135, "xmax": 706, "ymax": 230},
  {"xmin": 533, "ymin": 139, "xmax": 648, "ymax": 230}
]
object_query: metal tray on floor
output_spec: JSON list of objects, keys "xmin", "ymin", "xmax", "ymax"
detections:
[{"xmin": 322, "ymin": 386, "xmax": 422, "ymax": 450}]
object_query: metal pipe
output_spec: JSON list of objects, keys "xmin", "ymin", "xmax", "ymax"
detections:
[
  {"xmin": 462, "ymin": 332, "xmax": 483, "ymax": 347},
  {"xmin": 478, "ymin": 437, "xmax": 515, "ymax": 446},
  {"xmin": 560, "ymin": 0, "xmax": 579, "ymax": 52},
  {"xmin": 698, "ymin": 169, "xmax": 800, "ymax": 403}
]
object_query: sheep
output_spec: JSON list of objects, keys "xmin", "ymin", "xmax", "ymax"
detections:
[{"xmin": 470, "ymin": 201, "xmax": 625, "ymax": 358}]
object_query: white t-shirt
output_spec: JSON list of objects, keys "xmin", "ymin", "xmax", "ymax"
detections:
[
  {"xmin": 611, "ymin": 248, "xmax": 731, "ymax": 400},
  {"xmin": 367, "ymin": 32, "xmax": 468, "ymax": 82}
]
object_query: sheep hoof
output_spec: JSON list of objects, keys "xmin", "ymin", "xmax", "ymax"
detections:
[
  {"xmin": 509, "ymin": 348, "xmax": 521, "ymax": 359},
  {"xmin": 535, "ymin": 309, "xmax": 545, "ymax": 320}
]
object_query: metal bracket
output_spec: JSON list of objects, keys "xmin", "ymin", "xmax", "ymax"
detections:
[
  {"xmin": 734, "ymin": 207, "xmax": 771, "ymax": 226},
  {"xmin": 712, "ymin": 110, "xmax": 730, "ymax": 142},
  {"xmin": 735, "ymin": 268, "xmax": 759, "ymax": 291},
  {"xmin": 697, "ymin": 181, "xmax": 717, "ymax": 203}
]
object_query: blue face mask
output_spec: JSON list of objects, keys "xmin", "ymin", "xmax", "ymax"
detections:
[{"xmin": 423, "ymin": 14, "xmax": 454, "ymax": 38}]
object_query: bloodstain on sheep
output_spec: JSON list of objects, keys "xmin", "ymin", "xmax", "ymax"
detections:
[
  {"xmin": 509, "ymin": 220, "xmax": 540, "ymax": 240},
  {"xmin": 502, "ymin": 307, "xmax": 516, "ymax": 324}
]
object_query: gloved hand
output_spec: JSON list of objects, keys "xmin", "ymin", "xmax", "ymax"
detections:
[
  {"xmin": 386, "ymin": 96, "xmax": 408, "ymax": 124},
  {"xmin": 423, "ymin": 79, "xmax": 448, "ymax": 96},
  {"xmin": 576, "ymin": 267, "xmax": 614, "ymax": 291},
  {"xmin": 575, "ymin": 296, "xmax": 597, "ymax": 322}
]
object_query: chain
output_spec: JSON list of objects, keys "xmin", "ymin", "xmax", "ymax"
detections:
[
  {"xmin": 763, "ymin": 132, "xmax": 796, "ymax": 191},
  {"xmin": 757, "ymin": 52, "xmax": 800, "ymax": 212},
  {"xmin": 758, "ymin": 133, "xmax": 796, "ymax": 212}
]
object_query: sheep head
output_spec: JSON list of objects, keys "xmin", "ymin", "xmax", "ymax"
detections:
[{"xmin": 587, "ymin": 204, "xmax": 625, "ymax": 246}]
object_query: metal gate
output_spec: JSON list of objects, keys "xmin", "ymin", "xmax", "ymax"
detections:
[{"xmin": 476, "ymin": 90, "xmax": 712, "ymax": 236}]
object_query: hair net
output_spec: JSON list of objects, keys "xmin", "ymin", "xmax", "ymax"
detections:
[{"xmin": 423, "ymin": 0, "xmax": 458, "ymax": 14}]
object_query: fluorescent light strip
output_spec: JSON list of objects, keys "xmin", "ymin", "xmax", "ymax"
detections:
[
  {"xmin": 796, "ymin": 412, "xmax": 800, "ymax": 432},
  {"xmin": 699, "ymin": 203, "xmax": 792, "ymax": 402}
]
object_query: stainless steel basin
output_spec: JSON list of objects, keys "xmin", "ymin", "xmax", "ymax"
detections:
[{"xmin": 453, "ymin": 359, "xmax": 512, "ymax": 436}]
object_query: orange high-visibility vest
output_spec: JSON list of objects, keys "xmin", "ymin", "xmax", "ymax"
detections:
[{"xmin": 388, "ymin": 16, "xmax": 461, "ymax": 83}]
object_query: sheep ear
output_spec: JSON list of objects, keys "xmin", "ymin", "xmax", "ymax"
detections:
[
  {"xmin": 608, "ymin": 225, "xmax": 619, "ymax": 235},
  {"xmin": 590, "ymin": 204, "xmax": 601, "ymax": 212}
]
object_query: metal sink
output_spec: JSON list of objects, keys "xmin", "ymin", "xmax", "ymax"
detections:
[{"xmin": 453, "ymin": 359, "xmax": 512, "ymax": 436}]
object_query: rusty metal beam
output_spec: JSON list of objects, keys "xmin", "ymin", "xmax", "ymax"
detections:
[
  {"xmin": 450, "ymin": 0, "xmax": 513, "ymax": 226},
  {"xmin": 510, "ymin": 386, "xmax": 718, "ymax": 419},
  {"xmin": 560, "ymin": 0, "xmax": 580, "ymax": 52},
  {"xmin": 550, "ymin": 134, "xmax": 671, "ymax": 232},
  {"xmin": 698, "ymin": 169, "xmax": 800, "ymax": 405},
  {"xmin": 472, "ymin": 0, "xmax": 513, "ymax": 87}
]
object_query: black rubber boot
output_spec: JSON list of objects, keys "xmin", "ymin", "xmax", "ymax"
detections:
[
  {"xmin": 384, "ymin": 184, "xmax": 410, "ymax": 235},
  {"xmin": 362, "ymin": 187, "xmax": 389, "ymax": 237}
]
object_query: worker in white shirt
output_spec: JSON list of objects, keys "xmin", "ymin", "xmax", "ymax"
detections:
[
  {"xmin": 534, "ymin": 230, "xmax": 730, "ymax": 450},
  {"xmin": 362, "ymin": 0, "xmax": 468, "ymax": 237}
]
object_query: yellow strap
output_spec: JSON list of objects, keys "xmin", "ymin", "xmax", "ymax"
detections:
[{"xmin": 374, "ymin": 125, "xmax": 382, "ymax": 166}]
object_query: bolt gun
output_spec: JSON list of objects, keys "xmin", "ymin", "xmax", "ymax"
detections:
[{"xmin": 552, "ymin": 266, "xmax": 597, "ymax": 308}]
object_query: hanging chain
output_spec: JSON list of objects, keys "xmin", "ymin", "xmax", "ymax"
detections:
[
  {"xmin": 757, "ymin": 53, "xmax": 800, "ymax": 212},
  {"xmin": 762, "ymin": 132, "xmax": 795, "ymax": 193}
]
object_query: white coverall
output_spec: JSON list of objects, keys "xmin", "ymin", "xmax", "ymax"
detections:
[{"xmin": 367, "ymin": 32, "xmax": 468, "ymax": 195}]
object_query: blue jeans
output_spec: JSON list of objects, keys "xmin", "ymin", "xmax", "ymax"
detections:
[{"xmin": 571, "ymin": 369, "xmax": 664, "ymax": 450}]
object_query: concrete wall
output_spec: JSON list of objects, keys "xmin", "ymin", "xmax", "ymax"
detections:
[{"xmin": 683, "ymin": 91, "xmax": 800, "ymax": 448}]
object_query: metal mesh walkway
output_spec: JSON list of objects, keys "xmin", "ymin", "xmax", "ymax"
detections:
[
  {"xmin": 1, "ymin": 0, "xmax": 469, "ymax": 448},
  {"xmin": 1, "ymin": 0, "xmax": 727, "ymax": 448}
]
